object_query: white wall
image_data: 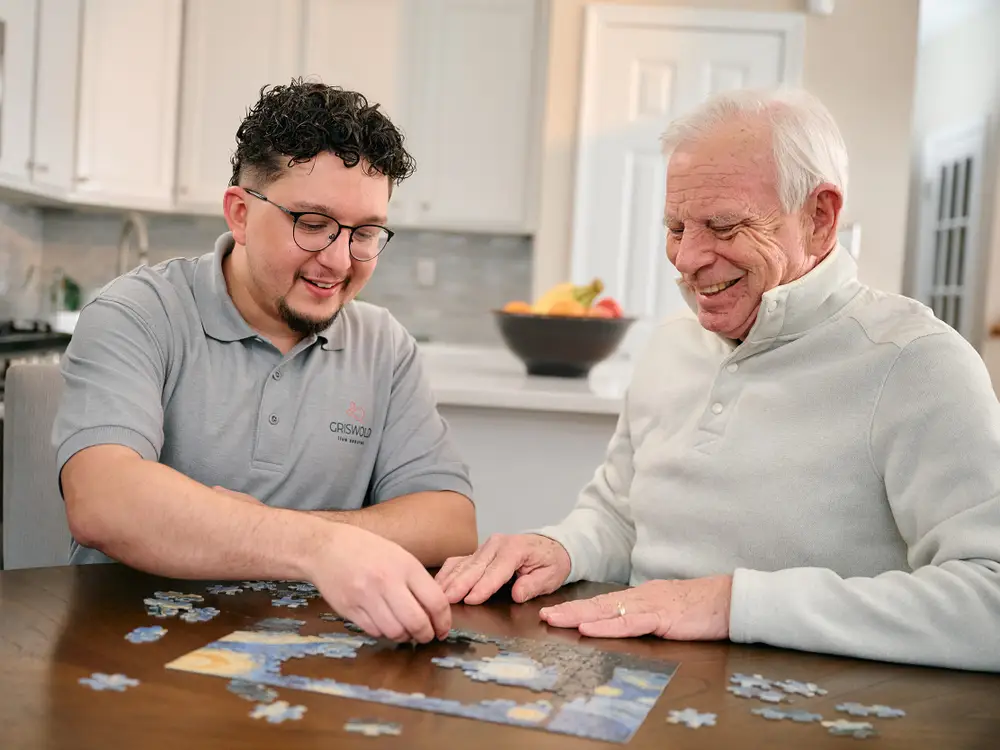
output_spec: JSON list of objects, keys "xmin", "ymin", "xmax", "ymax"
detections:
[
  {"xmin": 532, "ymin": 0, "xmax": 920, "ymax": 300},
  {"xmin": 906, "ymin": 0, "xmax": 1000, "ymax": 394}
]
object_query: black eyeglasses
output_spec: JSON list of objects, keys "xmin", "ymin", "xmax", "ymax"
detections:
[{"xmin": 243, "ymin": 188, "xmax": 394, "ymax": 261}]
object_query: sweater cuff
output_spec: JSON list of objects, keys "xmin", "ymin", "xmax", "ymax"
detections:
[{"xmin": 729, "ymin": 567, "xmax": 763, "ymax": 643}]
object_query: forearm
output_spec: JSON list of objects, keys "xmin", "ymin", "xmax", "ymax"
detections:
[
  {"xmin": 63, "ymin": 446, "xmax": 329, "ymax": 581},
  {"xmin": 306, "ymin": 491, "xmax": 477, "ymax": 566},
  {"xmin": 730, "ymin": 562, "xmax": 1000, "ymax": 672}
]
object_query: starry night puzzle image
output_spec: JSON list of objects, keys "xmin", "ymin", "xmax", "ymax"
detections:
[{"xmin": 165, "ymin": 618, "xmax": 679, "ymax": 743}]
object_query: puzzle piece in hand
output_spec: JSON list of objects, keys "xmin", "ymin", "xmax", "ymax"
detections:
[
  {"xmin": 431, "ymin": 652, "xmax": 559, "ymax": 692},
  {"xmin": 666, "ymin": 708, "xmax": 716, "ymax": 728},
  {"xmin": 836, "ymin": 702, "xmax": 905, "ymax": 719},
  {"xmin": 125, "ymin": 625, "xmax": 167, "ymax": 643},
  {"xmin": 250, "ymin": 700, "xmax": 307, "ymax": 724},
  {"xmin": 729, "ymin": 673, "xmax": 775, "ymax": 690},
  {"xmin": 727, "ymin": 685, "xmax": 788, "ymax": 703},
  {"xmin": 153, "ymin": 591, "xmax": 204, "ymax": 603},
  {"xmin": 272, "ymin": 595, "xmax": 308, "ymax": 608},
  {"xmin": 752, "ymin": 707, "xmax": 823, "ymax": 723},
  {"xmin": 822, "ymin": 719, "xmax": 878, "ymax": 738},
  {"xmin": 344, "ymin": 719, "xmax": 403, "ymax": 737},
  {"xmin": 206, "ymin": 585, "xmax": 243, "ymax": 596},
  {"xmin": 227, "ymin": 679, "xmax": 278, "ymax": 703},
  {"xmin": 79, "ymin": 672, "xmax": 141, "ymax": 691},
  {"xmin": 250, "ymin": 617, "xmax": 306, "ymax": 633},
  {"xmin": 773, "ymin": 679, "xmax": 827, "ymax": 697},
  {"xmin": 180, "ymin": 606, "xmax": 221, "ymax": 623}
]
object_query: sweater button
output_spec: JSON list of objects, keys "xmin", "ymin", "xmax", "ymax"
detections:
[
  {"xmin": 711, "ymin": 402, "xmax": 723, "ymax": 415},
  {"xmin": 727, "ymin": 363, "xmax": 738, "ymax": 373}
]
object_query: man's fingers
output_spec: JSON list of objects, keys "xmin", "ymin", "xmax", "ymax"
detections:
[
  {"xmin": 384, "ymin": 585, "xmax": 436, "ymax": 644},
  {"xmin": 408, "ymin": 569, "xmax": 454, "ymax": 639},
  {"xmin": 539, "ymin": 593, "xmax": 624, "ymax": 628},
  {"xmin": 364, "ymin": 597, "xmax": 410, "ymax": 643},
  {"xmin": 349, "ymin": 607, "xmax": 383, "ymax": 640},
  {"xmin": 578, "ymin": 612, "xmax": 660, "ymax": 639}
]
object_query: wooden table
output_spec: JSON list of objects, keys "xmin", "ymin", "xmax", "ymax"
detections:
[{"xmin": 1, "ymin": 565, "xmax": 997, "ymax": 749}]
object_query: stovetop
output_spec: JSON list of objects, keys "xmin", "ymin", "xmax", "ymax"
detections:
[{"xmin": 0, "ymin": 319, "xmax": 54, "ymax": 336}]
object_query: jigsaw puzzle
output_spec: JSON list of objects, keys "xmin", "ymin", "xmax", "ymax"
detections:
[{"xmin": 164, "ymin": 618, "xmax": 679, "ymax": 743}]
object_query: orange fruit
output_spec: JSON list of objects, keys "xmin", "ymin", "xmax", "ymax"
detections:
[
  {"xmin": 548, "ymin": 299, "xmax": 587, "ymax": 316},
  {"xmin": 502, "ymin": 300, "xmax": 532, "ymax": 314}
]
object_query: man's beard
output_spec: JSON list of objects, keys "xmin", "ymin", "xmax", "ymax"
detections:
[{"xmin": 277, "ymin": 296, "xmax": 342, "ymax": 336}]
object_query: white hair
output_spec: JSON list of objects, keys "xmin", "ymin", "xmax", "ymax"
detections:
[{"xmin": 659, "ymin": 88, "xmax": 848, "ymax": 213}]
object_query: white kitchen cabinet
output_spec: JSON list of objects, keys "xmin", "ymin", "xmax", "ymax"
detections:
[
  {"xmin": 72, "ymin": 0, "xmax": 182, "ymax": 210},
  {"xmin": 404, "ymin": 0, "xmax": 543, "ymax": 233},
  {"xmin": 30, "ymin": 0, "xmax": 82, "ymax": 195},
  {"xmin": 0, "ymin": 0, "xmax": 38, "ymax": 189},
  {"xmin": 176, "ymin": 0, "xmax": 302, "ymax": 213}
]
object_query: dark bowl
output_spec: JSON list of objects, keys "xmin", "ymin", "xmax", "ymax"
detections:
[{"xmin": 493, "ymin": 310, "xmax": 636, "ymax": 378}]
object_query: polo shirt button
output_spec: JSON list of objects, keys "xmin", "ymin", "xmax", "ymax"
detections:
[
  {"xmin": 727, "ymin": 363, "xmax": 738, "ymax": 373},
  {"xmin": 711, "ymin": 402, "xmax": 723, "ymax": 415},
  {"xmin": 272, "ymin": 370, "xmax": 282, "ymax": 381},
  {"xmin": 269, "ymin": 414, "xmax": 279, "ymax": 425}
]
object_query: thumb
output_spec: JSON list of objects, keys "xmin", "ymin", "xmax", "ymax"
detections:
[{"xmin": 511, "ymin": 567, "xmax": 562, "ymax": 603}]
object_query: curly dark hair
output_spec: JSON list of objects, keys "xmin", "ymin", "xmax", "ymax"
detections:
[{"xmin": 229, "ymin": 79, "xmax": 415, "ymax": 189}]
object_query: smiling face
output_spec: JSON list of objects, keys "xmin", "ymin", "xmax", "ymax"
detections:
[
  {"xmin": 664, "ymin": 119, "xmax": 838, "ymax": 340},
  {"xmin": 223, "ymin": 151, "xmax": 389, "ymax": 343}
]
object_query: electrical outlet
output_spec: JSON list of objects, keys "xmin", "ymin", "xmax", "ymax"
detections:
[{"xmin": 416, "ymin": 258, "xmax": 436, "ymax": 287}]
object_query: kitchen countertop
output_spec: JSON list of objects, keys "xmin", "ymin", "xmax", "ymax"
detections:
[{"xmin": 417, "ymin": 343, "xmax": 632, "ymax": 415}]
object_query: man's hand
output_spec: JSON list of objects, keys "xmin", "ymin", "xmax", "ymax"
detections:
[
  {"xmin": 307, "ymin": 524, "xmax": 453, "ymax": 644},
  {"xmin": 435, "ymin": 533, "xmax": 572, "ymax": 605},
  {"xmin": 538, "ymin": 575, "xmax": 732, "ymax": 640}
]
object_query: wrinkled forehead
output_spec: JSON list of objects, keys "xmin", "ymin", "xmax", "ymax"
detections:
[{"xmin": 664, "ymin": 126, "xmax": 781, "ymax": 221}]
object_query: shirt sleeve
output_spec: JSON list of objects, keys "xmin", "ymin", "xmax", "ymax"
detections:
[
  {"xmin": 52, "ymin": 289, "xmax": 169, "ymax": 479},
  {"xmin": 366, "ymin": 320, "xmax": 473, "ymax": 504},
  {"xmin": 729, "ymin": 331, "xmax": 1000, "ymax": 671},
  {"xmin": 530, "ymin": 390, "xmax": 637, "ymax": 586}
]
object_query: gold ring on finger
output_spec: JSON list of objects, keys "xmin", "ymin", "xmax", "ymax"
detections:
[{"xmin": 617, "ymin": 601, "xmax": 626, "ymax": 617}]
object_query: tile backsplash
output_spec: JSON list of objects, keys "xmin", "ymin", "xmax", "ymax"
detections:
[
  {"xmin": 0, "ymin": 201, "xmax": 45, "ymax": 320},
  {"xmin": 31, "ymin": 206, "xmax": 531, "ymax": 344}
]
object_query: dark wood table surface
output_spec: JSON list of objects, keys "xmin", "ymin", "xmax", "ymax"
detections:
[{"xmin": 1, "ymin": 564, "xmax": 998, "ymax": 749}]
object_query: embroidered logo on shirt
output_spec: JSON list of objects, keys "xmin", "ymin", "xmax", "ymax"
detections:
[{"xmin": 331, "ymin": 401, "xmax": 371, "ymax": 446}]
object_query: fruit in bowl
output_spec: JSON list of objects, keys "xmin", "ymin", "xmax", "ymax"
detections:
[{"xmin": 494, "ymin": 279, "xmax": 634, "ymax": 378}]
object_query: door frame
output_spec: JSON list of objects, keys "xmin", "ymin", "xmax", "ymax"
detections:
[
  {"xmin": 916, "ymin": 117, "xmax": 989, "ymax": 345},
  {"xmin": 570, "ymin": 4, "xmax": 806, "ymax": 302}
]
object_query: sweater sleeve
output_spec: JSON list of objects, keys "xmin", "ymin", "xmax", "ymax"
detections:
[
  {"xmin": 530, "ymin": 393, "xmax": 638, "ymax": 585},
  {"xmin": 729, "ymin": 332, "xmax": 1000, "ymax": 671}
]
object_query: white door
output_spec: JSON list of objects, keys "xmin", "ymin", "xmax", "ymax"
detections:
[
  {"xmin": 31, "ymin": 0, "xmax": 82, "ymax": 195},
  {"xmin": 73, "ymin": 0, "xmax": 182, "ymax": 210},
  {"xmin": 405, "ymin": 0, "xmax": 542, "ymax": 233},
  {"xmin": 0, "ymin": 0, "xmax": 37, "ymax": 188},
  {"xmin": 916, "ymin": 119, "xmax": 988, "ymax": 343},
  {"xmin": 571, "ymin": 7, "xmax": 804, "ymax": 324},
  {"xmin": 176, "ymin": 0, "xmax": 301, "ymax": 213}
]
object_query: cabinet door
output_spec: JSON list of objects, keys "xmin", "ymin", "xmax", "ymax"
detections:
[
  {"xmin": 31, "ymin": 0, "xmax": 82, "ymax": 195},
  {"xmin": 0, "ymin": 0, "xmax": 38, "ymax": 188},
  {"xmin": 73, "ymin": 0, "xmax": 182, "ymax": 209},
  {"xmin": 176, "ymin": 0, "xmax": 302, "ymax": 214},
  {"xmin": 301, "ymin": 0, "xmax": 415, "ymax": 220},
  {"xmin": 408, "ymin": 0, "xmax": 541, "ymax": 232}
]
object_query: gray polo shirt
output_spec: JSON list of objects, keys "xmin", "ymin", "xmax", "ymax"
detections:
[{"xmin": 53, "ymin": 233, "xmax": 473, "ymax": 564}]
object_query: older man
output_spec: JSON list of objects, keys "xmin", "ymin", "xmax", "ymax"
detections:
[{"xmin": 436, "ymin": 88, "xmax": 1000, "ymax": 672}]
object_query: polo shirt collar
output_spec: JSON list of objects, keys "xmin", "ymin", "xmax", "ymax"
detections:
[
  {"xmin": 679, "ymin": 243, "xmax": 863, "ymax": 346},
  {"xmin": 194, "ymin": 232, "xmax": 346, "ymax": 350}
]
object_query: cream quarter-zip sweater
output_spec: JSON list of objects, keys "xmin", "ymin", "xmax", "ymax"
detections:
[{"xmin": 535, "ymin": 246, "xmax": 1000, "ymax": 672}]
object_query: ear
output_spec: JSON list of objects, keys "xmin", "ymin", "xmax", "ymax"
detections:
[
  {"xmin": 223, "ymin": 186, "xmax": 250, "ymax": 246},
  {"xmin": 804, "ymin": 183, "xmax": 843, "ymax": 260}
]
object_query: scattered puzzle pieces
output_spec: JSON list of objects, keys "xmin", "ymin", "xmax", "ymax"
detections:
[
  {"xmin": 822, "ymin": 719, "xmax": 878, "ymax": 739},
  {"xmin": 344, "ymin": 719, "xmax": 403, "ymax": 737},
  {"xmin": 79, "ymin": 673, "xmax": 140, "ymax": 692},
  {"xmin": 153, "ymin": 591, "xmax": 203, "ymax": 603},
  {"xmin": 729, "ymin": 673, "xmax": 774, "ymax": 690},
  {"xmin": 250, "ymin": 617, "xmax": 306, "ymax": 633},
  {"xmin": 773, "ymin": 679, "xmax": 828, "ymax": 697},
  {"xmin": 727, "ymin": 685, "xmax": 789, "ymax": 703},
  {"xmin": 752, "ymin": 707, "xmax": 823, "ymax": 723},
  {"xmin": 125, "ymin": 625, "xmax": 167, "ymax": 643},
  {"xmin": 241, "ymin": 581, "xmax": 277, "ymax": 592},
  {"xmin": 206, "ymin": 585, "xmax": 243, "ymax": 596},
  {"xmin": 250, "ymin": 700, "xmax": 307, "ymax": 724},
  {"xmin": 272, "ymin": 595, "xmax": 308, "ymax": 608},
  {"xmin": 836, "ymin": 702, "xmax": 906, "ymax": 719},
  {"xmin": 227, "ymin": 679, "xmax": 278, "ymax": 703},
  {"xmin": 180, "ymin": 606, "xmax": 221, "ymax": 623},
  {"xmin": 666, "ymin": 708, "xmax": 717, "ymax": 728}
]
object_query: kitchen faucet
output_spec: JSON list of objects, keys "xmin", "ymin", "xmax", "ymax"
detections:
[{"xmin": 116, "ymin": 211, "xmax": 150, "ymax": 276}]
